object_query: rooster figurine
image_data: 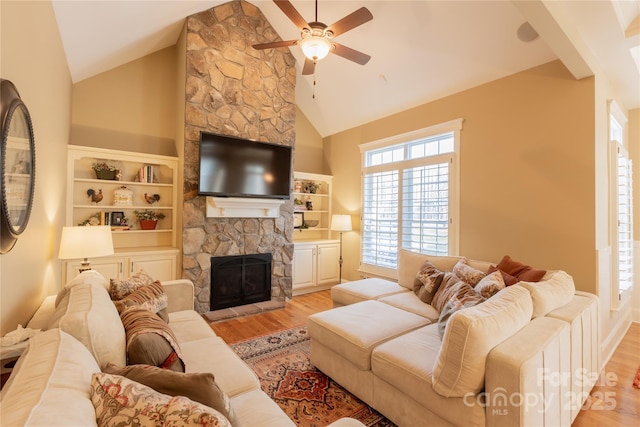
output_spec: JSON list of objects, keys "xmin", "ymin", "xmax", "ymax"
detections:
[
  {"xmin": 144, "ymin": 193, "xmax": 161, "ymax": 205},
  {"xmin": 87, "ymin": 189, "xmax": 103, "ymax": 204}
]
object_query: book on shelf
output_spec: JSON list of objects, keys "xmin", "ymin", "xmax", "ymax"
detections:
[
  {"xmin": 138, "ymin": 165, "xmax": 154, "ymax": 183},
  {"xmin": 110, "ymin": 225, "xmax": 130, "ymax": 231}
]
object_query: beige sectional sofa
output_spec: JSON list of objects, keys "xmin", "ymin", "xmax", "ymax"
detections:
[
  {"xmin": 0, "ymin": 270, "xmax": 363, "ymax": 427},
  {"xmin": 308, "ymin": 250, "xmax": 599, "ymax": 427}
]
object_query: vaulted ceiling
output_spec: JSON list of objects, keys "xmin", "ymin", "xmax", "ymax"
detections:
[{"xmin": 52, "ymin": 0, "xmax": 640, "ymax": 137}]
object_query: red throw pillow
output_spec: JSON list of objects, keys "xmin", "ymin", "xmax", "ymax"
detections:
[{"xmin": 490, "ymin": 255, "xmax": 546, "ymax": 284}]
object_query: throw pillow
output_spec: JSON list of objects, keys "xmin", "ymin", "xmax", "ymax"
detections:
[
  {"xmin": 113, "ymin": 280, "xmax": 169, "ymax": 323},
  {"xmin": 431, "ymin": 272, "xmax": 474, "ymax": 313},
  {"xmin": 90, "ymin": 372, "xmax": 232, "ymax": 427},
  {"xmin": 437, "ymin": 288, "xmax": 485, "ymax": 337},
  {"xmin": 474, "ymin": 270, "xmax": 506, "ymax": 299},
  {"xmin": 414, "ymin": 260, "xmax": 445, "ymax": 304},
  {"xmin": 120, "ymin": 306, "xmax": 185, "ymax": 372},
  {"xmin": 103, "ymin": 363, "xmax": 235, "ymax": 423},
  {"xmin": 487, "ymin": 266, "xmax": 520, "ymax": 286},
  {"xmin": 493, "ymin": 255, "xmax": 546, "ymax": 283},
  {"xmin": 452, "ymin": 258, "xmax": 486, "ymax": 286},
  {"xmin": 109, "ymin": 270, "xmax": 155, "ymax": 300}
]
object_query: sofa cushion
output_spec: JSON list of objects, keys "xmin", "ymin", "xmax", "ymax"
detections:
[
  {"xmin": 432, "ymin": 285, "xmax": 533, "ymax": 397},
  {"xmin": 103, "ymin": 363, "xmax": 234, "ymax": 422},
  {"xmin": 120, "ymin": 306, "xmax": 185, "ymax": 371},
  {"xmin": 414, "ymin": 260, "xmax": 445, "ymax": 304},
  {"xmin": 331, "ymin": 278, "xmax": 408, "ymax": 306},
  {"xmin": 517, "ymin": 270, "xmax": 576, "ymax": 318},
  {"xmin": 474, "ymin": 270, "xmax": 506, "ymax": 299},
  {"xmin": 0, "ymin": 329, "xmax": 100, "ymax": 426},
  {"xmin": 47, "ymin": 271, "xmax": 126, "ymax": 368},
  {"xmin": 179, "ymin": 336, "xmax": 262, "ymax": 397},
  {"xmin": 90, "ymin": 372, "xmax": 232, "ymax": 426},
  {"xmin": 377, "ymin": 292, "xmax": 440, "ymax": 321},
  {"xmin": 307, "ymin": 300, "xmax": 430, "ymax": 371}
]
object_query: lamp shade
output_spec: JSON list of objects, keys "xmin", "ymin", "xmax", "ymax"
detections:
[
  {"xmin": 58, "ymin": 226, "xmax": 114, "ymax": 260},
  {"xmin": 331, "ymin": 214, "xmax": 352, "ymax": 232}
]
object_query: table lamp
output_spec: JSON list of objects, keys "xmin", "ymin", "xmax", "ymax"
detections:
[
  {"xmin": 58, "ymin": 226, "xmax": 114, "ymax": 272},
  {"xmin": 331, "ymin": 214, "xmax": 352, "ymax": 284}
]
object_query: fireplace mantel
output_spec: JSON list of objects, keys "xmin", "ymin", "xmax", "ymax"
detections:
[{"xmin": 205, "ymin": 196, "xmax": 286, "ymax": 218}]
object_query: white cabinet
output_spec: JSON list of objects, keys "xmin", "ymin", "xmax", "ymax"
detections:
[
  {"xmin": 63, "ymin": 248, "xmax": 179, "ymax": 283},
  {"xmin": 64, "ymin": 145, "xmax": 180, "ymax": 284},
  {"xmin": 293, "ymin": 240, "xmax": 340, "ymax": 295}
]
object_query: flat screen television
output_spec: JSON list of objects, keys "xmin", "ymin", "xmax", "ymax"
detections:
[{"xmin": 198, "ymin": 132, "xmax": 292, "ymax": 200}]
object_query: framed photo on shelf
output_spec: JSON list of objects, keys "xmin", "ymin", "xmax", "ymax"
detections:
[
  {"xmin": 110, "ymin": 211, "xmax": 125, "ymax": 226},
  {"xmin": 293, "ymin": 212, "xmax": 304, "ymax": 229}
]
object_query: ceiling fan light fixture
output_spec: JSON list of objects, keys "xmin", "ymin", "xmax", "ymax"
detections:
[{"xmin": 300, "ymin": 35, "xmax": 332, "ymax": 61}]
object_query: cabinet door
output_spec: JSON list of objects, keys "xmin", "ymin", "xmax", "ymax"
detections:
[
  {"xmin": 64, "ymin": 258, "xmax": 124, "ymax": 283},
  {"xmin": 293, "ymin": 246, "xmax": 316, "ymax": 289},
  {"xmin": 130, "ymin": 255, "xmax": 176, "ymax": 281},
  {"xmin": 317, "ymin": 243, "xmax": 340, "ymax": 285}
]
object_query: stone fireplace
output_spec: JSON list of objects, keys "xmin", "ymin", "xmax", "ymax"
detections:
[
  {"xmin": 210, "ymin": 253, "xmax": 272, "ymax": 310},
  {"xmin": 181, "ymin": 1, "xmax": 296, "ymax": 314}
]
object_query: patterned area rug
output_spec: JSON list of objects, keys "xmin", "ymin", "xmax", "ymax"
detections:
[
  {"xmin": 230, "ymin": 326, "xmax": 396, "ymax": 427},
  {"xmin": 634, "ymin": 365, "xmax": 640, "ymax": 390}
]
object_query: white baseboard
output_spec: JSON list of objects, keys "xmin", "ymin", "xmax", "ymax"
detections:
[{"xmin": 600, "ymin": 315, "xmax": 632, "ymax": 369}]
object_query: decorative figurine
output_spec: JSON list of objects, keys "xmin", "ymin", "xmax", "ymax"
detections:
[
  {"xmin": 306, "ymin": 196, "xmax": 313, "ymax": 210},
  {"xmin": 87, "ymin": 189, "xmax": 103, "ymax": 204},
  {"xmin": 144, "ymin": 193, "xmax": 161, "ymax": 205}
]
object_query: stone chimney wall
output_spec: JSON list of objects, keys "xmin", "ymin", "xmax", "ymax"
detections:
[{"xmin": 182, "ymin": 0, "xmax": 297, "ymax": 313}]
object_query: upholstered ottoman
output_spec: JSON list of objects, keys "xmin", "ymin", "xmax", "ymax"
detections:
[
  {"xmin": 307, "ymin": 300, "xmax": 431, "ymax": 405},
  {"xmin": 331, "ymin": 278, "xmax": 409, "ymax": 307}
]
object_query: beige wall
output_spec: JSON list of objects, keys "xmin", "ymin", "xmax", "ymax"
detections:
[
  {"xmin": 325, "ymin": 60, "xmax": 597, "ymax": 294},
  {"xmin": 294, "ymin": 107, "xmax": 325, "ymax": 174},
  {"xmin": 71, "ymin": 46, "xmax": 178, "ymax": 156},
  {"xmin": 0, "ymin": 0, "xmax": 72, "ymax": 335}
]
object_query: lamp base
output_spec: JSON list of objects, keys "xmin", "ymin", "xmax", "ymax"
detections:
[{"xmin": 78, "ymin": 258, "xmax": 92, "ymax": 273}]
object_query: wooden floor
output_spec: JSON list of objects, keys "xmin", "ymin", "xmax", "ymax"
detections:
[{"xmin": 210, "ymin": 291, "xmax": 640, "ymax": 425}]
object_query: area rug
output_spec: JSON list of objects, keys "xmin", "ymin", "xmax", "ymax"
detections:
[
  {"xmin": 230, "ymin": 326, "xmax": 396, "ymax": 427},
  {"xmin": 634, "ymin": 365, "xmax": 640, "ymax": 390}
]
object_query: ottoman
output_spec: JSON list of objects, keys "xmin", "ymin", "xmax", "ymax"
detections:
[{"xmin": 307, "ymin": 300, "xmax": 431, "ymax": 405}]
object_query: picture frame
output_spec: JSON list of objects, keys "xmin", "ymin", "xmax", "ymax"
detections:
[
  {"xmin": 293, "ymin": 212, "xmax": 304, "ymax": 229},
  {"xmin": 110, "ymin": 211, "xmax": 125, "ymax": 226}
]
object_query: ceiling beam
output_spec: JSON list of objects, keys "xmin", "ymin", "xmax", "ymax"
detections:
[{"xmin": 512, "ymin": 0, "xmax": 593, "ymax": 80}]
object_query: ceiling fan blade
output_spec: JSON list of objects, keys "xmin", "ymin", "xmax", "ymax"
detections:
[
  {"xmin": 326, "ymin": 7, "xmax": 373, "ymax": 37},
  {"xmin": 302, "ymin": 58, "xmax": 316, "ymax": 75},
  {"xmin": 252, "ymin": 40, "xmax": 298, "ymax": 50},
  {"xmin": 273, "ymin": 0, "xmax": 309, "ymax": 31},
  {"xmin": 331, "ymin": 43, "xmax": 371, "ymax": 65}
]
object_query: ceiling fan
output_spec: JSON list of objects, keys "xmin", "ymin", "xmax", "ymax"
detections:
[{"xmin": 252, "ymin": 0, "xmax": 373, "ymax": 75}]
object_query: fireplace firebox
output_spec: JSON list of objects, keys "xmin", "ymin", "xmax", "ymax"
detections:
[{"xmin": 210, "ymin": 253, "xmax": 272, "ymax": 311}]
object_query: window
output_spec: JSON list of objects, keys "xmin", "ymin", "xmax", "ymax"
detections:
[
  {"xmin": 360, "ymin": 119, "xmax": 462, "ymax": 278},
  {"xmin": 609, "ymin": 101, "xmax": 632, "ymax": 310}
]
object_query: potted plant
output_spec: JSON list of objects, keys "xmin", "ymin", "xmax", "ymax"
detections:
[
  {"xmin": 134, "ymin": 209, "xmax": 166, "ymax": 230},
  {"xmin": 92, "ymin": 162, "xmax": 118, "ymax": 180}
]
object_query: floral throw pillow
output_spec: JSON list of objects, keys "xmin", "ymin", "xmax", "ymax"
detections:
[
  {"xmin": 90, "ymin": 372, "xmax": 232, "ymax": 427},
  {"xmin": 109, "ymin": 270, "xmax": 155, "ymax": 300},
  {"xmin": 474, "ymin": 270, "xmax": 506, "ymax": 299},
  {"xmin": 452, "ymin": 258, "xmax": 486, "ymax": 286}
]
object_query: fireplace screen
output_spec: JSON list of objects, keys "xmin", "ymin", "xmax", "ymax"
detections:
[{"xmin": 210, "ymin": 253, "xmax": 272, "ymax": 310}]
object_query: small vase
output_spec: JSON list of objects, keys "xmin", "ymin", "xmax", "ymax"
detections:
[{"xmin": 139, "ymin": 219, "xmax": 158, "ymax": 230}]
